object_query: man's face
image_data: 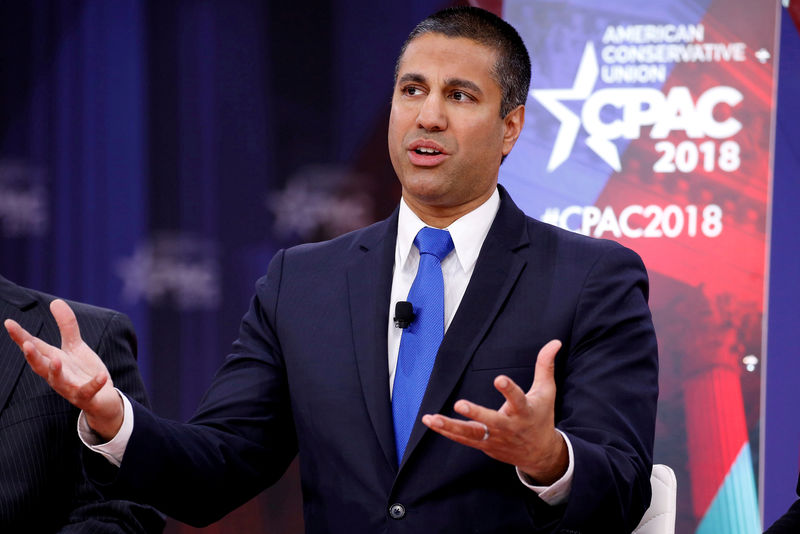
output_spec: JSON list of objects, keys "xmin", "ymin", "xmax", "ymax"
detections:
[{"xmin": 388, "ymin": 33, "xmax": 524, "ymax": 222}]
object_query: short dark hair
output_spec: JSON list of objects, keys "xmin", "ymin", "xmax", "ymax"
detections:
[{"xmin": 394, "ymin": 6, "xmax": 531, "ymax": 118}]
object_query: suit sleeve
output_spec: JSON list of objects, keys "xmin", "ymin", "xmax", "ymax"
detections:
[
  {"xmin": 86, "ymin": 250, "xmax": 298, "ymax": 527},
  {"xmin": 60, "ymin": 311, "xmax": 165, "ymax": 533},
  {"xmin": 548, "ymin": 244, "xmax": 659, "ymax": 532}
]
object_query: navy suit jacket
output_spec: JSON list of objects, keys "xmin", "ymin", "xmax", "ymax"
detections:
[
  {"xmin": 92, "ymin": 189, "xmax": 658, "ymax": 533},
  {"xmin": 0, "ymin": 276, "xmax": 164, "ymax": 533}
]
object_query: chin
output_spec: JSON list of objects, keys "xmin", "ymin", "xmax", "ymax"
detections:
[{"xmin": 403, "ymin": 181, "xmax": 450, "ymax": 204}]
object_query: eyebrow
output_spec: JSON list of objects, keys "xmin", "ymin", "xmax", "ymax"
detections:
[
  {"xmin": 397, "ymin": 72, "xmax": 427, "ymax": 86},
  {"xmin": 444, "ymin": 77, "xmax": 484, "ymax": 96},
  {"xmin": 397, "ymin": 72, "xmax": 484, "ymax": 96}
]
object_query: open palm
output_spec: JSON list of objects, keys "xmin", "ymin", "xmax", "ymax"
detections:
[{"xmin": 4, "ymin": 299, "xmax": 123, "ymax": 439}]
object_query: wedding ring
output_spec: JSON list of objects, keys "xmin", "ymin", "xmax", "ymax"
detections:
[{"xmin": 480, "ymin": 423, "xmax": 490, "ymax": 441}]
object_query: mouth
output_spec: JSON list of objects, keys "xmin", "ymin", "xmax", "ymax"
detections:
[
  {"xmin": 409, "ymin": 139, "xmax": 447, "ymax": 154},
  {"xmin": 407, "ymin": 140, "xmax": 448, "ymax": 166},
  {"xmin": 413, "ymin": 146, "xmax": 443, "ymax": 156}
]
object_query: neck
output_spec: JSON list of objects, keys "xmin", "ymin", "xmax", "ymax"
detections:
[{"xmin": 402, "ymin": 188, "xmax": 496, "ymax": 229}]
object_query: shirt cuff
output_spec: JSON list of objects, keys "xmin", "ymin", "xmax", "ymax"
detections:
[
  {"xmin": 76, "ymin": 388, "xmax": 134, "ymax": 467},
  {"xmin": 516, "ymin": 429, "xmax": 574, "ymax": 506}
]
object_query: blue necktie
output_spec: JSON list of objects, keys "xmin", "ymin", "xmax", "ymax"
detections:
[{"xmin": 392, "ymin": 227, "xmax": 454, "ymax": 464}]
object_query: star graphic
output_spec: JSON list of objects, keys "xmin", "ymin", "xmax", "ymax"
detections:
[{"xmin": 530, "ymin": 42, "xmax": 622, "ymax": 172}]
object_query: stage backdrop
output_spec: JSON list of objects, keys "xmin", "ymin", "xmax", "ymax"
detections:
[
  {"xmin": 494, "ymin": 0, "xmax": 779, "ymax": 532},
  {"xmin": 0, "ymin": 1, "xmax": 797, "ymax": 533}
]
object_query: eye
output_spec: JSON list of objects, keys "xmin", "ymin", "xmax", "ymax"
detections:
[
  {"xmin": 402, "ymin": 85, "xmax": 424, "ymax": 96},
  {"xmin": 451, "ymin": 90, "xmax": 473, "ymax": 102}
]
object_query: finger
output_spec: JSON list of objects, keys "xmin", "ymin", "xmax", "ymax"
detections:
[
  {"xmin": 529, "ymin": 339, "xmax": 562, "ymax": 395},
  {"xmin": 47, "ymin": 353, "xmax": 64, "ymax": 382},
  {"xmin": 21, "ymin": 339, "xmax": 68, "ymax": 390},
  {"xmin": 422, "ymin": 414, "xmax": 489, "ymax": 443},
  {"xmin": 4, "ymin": 318, "xmax": 33, "ymax": 350},
  {"xmin": 452, "ymin": 399, "xmax": 507, "ymax": 428},
  {"xmin": 29, "ymin": 334, "xmax": 66, "ymax": 360},
  {"xmin": 492, "ymin": 375, "xmax": 529, "ymax": 416},
  {"xmin": 50, "ymin": 299, "xmax": 82, "ymax": 350},
  {"xmin": 20, "ymin": 339, "xmax": 55, "ymax": 379},
  {"xmin": 6, "ymin": 319, "xmax": 64, "ymax": 360},
  {"xmin": 11, "ymin": 328, "xmax": 66, "ymax": 370},
  {"xmin": 75, "ymin": 373, "xmax": 107, "ymax": 403}
]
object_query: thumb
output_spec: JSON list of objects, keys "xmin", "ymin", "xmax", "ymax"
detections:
[
  {"xmin": 50, "ymin": 300, "xmax": 83, "ymax": 350},
  {"xmin": 529, "ymin": 339, "xmax": 562, "ymax": 396}
]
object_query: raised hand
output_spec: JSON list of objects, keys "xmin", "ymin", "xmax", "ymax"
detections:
[
  {"xmin": 4, "ymin": 299, "xmax": 124, "ymax": 440},
  {"xmin": 421, "ymin": 339, "xmax": 568, "ymax": 485}
]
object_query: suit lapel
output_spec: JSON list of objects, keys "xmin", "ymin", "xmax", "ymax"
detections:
[
  {"xmin": 400, "ymin": 190, "xmax": 530, "ymax": 468},
  {"xmin": 347, "ymin": 213, "xmax": 399, "ymax": 470},
  {"xmin": 0, "ymin": 277, "xmax": 45, "ymax": 414}
]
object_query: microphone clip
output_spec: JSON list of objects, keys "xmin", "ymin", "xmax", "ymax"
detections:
[{"xmin": 393, "ymin": 301, "xmax": 415, "ymax": 329}]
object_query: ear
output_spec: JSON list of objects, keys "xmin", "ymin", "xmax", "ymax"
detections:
[{"xmin": 501, "ymin": 105, "xmax": 525, "ymax": 156}]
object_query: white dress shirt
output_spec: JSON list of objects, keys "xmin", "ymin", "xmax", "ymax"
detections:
[
  {"xmin": 80, "ymin": 186, "xmax": 573, "ymax": 505},
  {"xmin": 386, "ymin": 188, "xmax": 572, "ymax": 505}
]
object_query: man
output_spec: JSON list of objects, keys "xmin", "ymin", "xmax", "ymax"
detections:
[
  {"xmin": 5, "ymin": 7, "xmax": 658, "ymax": 533},
  {"xmin": 0, "ymin": 275, "xmax": 164, "ymax": 532}
]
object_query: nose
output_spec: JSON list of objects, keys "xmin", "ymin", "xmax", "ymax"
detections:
[{"xmin": 416, "ymin": 93, "xmax": 447, "ymax": 132}]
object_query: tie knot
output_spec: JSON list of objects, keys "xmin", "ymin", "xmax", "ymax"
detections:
[{"xmin": 414, "ymin": 227, "xmax": 454, "ymax": 261}]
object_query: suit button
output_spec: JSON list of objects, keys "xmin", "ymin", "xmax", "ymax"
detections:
[{"xmin": 388, "ymin": 503, "xmax": 406, "ymax": 519}]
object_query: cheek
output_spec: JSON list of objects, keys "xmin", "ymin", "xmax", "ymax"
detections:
[
  {"xmin": 387, "ymin": 114, "xmax": 406, "ymax": 151},
  {"xmin": 387, "ymin": 113, "xmax": 408, "ymax": 174},
  {"xmin": 461, "ymin": 122, "xmax": 504, "ymax": 163}
]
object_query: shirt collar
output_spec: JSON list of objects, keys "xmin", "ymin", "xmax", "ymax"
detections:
[{"xmin": 396, "ymin": 187, "xmax": 501, "ymax": 272}]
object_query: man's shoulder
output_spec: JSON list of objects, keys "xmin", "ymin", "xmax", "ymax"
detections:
[
  {"xmin": 61, "ymin": 297, "xmax": 133, "ymax": 342},
  {"xmin": 497, "ymin": 187, "xmax": 638, "ymax": 264},
  {"xmin": 34, "ymin": 287, "xmax": 124, "ymax": 324},
  {"xmin": 524, "ymin": 215, "xmax": 639, "ymax": 260},
  {"xmin": 1, "ymin": 278, "xmax": 131, "ymax": 343},
  {"xmin": 283, "ymin": 214, "xmax": 396, "ymax": 262}
]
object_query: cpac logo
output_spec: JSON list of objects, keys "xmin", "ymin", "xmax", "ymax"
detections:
[{"xmin": 531, "ymin": 43, "xmax": 743, "ymax": 172}]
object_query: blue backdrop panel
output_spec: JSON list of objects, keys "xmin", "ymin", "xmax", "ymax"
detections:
[{"xmin": 763, "ymin": 9, "xmax": 800, "ymax": 528}]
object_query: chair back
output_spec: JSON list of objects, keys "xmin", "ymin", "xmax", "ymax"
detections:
[{"xmin": 632, "ymin": 464, "xmax": 677, "ymax": 534}]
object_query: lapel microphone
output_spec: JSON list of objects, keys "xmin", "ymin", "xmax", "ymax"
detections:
[{"xmin": 393, "ymin": 301, "xmax": 415, "ymax": 329}]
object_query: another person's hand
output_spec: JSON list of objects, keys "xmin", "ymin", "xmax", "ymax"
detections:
[
  {"xmin": 4, "ymin": 299, "xmax": 123, "ymax": 440},
  {"xmin": 422, "ymin": 339, "xmax": 568, "ymax": 485}
]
